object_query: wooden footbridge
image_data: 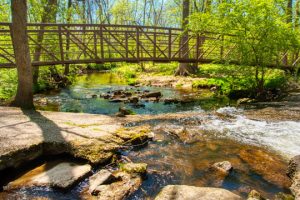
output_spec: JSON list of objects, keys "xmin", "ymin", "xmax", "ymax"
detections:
[{"xmin": 0, "ymin": 23, "xmax": 299, "ymax": 68}]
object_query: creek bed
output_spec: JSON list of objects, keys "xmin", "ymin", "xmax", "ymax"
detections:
[
  {"xmin": 0, "ymin": 72, "xmax": 299, "ymax": 199},
  {"xmin": 34, "ymin": 72, "xmax": 232, "ymax": 114}
]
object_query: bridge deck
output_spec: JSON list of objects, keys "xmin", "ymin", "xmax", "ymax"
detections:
[{"xmin": 0, "ymin": 23, "xmax": 299, "ymax": 68}]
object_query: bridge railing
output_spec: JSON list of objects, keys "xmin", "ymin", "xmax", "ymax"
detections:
[{"xmin": 0, "ymin": 23, "xmax": 299, "ymax": 69}]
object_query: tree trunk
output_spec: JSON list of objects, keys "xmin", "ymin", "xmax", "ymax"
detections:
[
  {"xmin": 283, "ymin": 0, "xmax": 293, "ymax": 66},
  {"xmin": 33, "ymin": 0, "xmax": 58, "ymax": 86},
  {"xmin": 175, "ymin": 0, "xmax": 198, "ymax": 76},
  {"xmin": 296, "ymin": 0, "xmax": 300, "ymax": 29},
  {"xmin": 11, "ymin": 0, "xmax": 34, "ymax": 109},
  {"xmin": 64, "ymin": 0, "xmax": 72, "ymax": 76}
]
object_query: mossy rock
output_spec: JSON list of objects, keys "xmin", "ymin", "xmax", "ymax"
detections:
[
  {"xmin": 115, "ymin": 126, "xmax": 151, "ymax": 145},
  {"xmin": 120, "ymin": 162, "xmax": 147, "ymax": 174},
  {"xmin": 274, "ymin": 192, "xmax": 295, "ymax": 200}
]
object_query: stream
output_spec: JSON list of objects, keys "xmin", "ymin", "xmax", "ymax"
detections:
[{"xmin": 1, "ymin": 72, "xmax": 300, "ymax": 199}]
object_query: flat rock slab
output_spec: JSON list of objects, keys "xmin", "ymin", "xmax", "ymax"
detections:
[
  {"xmin": 5, "ymin": 162, "xmax": 91, "ymax": 189},
  {"xmin": 0, "ymin": 107, "xmax": 150, "ymax": 170},
  {"xmin": 155, "ymin": 185, "xmax": 242, "ymax": 200},
  {"xmin": 93, "ymin": 172, "xmax": 142, "ymax": 200},
  {"xmin": 89, "ymin": 169, "xmax": 115, "ymax": 194}
]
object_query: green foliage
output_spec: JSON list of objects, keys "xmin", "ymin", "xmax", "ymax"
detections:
[
  {"xmin": 0, "ymin": 69, "xmax": 17, "ymax": 100},
  {"xmin": 86, "ymin": 63, "xmax": 117, "ymax": 71},
  {"xmin": 149, "ymin": 63, "xmax": 178, "ymax": 75},
  {"xmin": 193, "ymin": 64, "xmax": 287, "ymax": 97},
  {"xmin": 189, "ymin": 0, "xmax": 300, "ymax": 90}
]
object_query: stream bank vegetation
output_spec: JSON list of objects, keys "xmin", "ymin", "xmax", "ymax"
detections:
[{"xmin": 0, "ymin": 62, "xmax": 298, "ymax": 104}]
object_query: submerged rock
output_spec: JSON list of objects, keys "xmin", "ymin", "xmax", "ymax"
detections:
[
  {"xmin": 141, "ymin": 92, "xmax": 162, "ymax": 98},
  {"xmin": 154, "ymin": 185, "xmax": 242, "ymax": 200},
  {"xmin": 287, "ymin": 155, "xmax": 300, "ymax": 199},
  {"xmin": 5, "ymin": 162, "xmax": 91, "ymax": 190},
  {"xmin": 119, "ymin": 107, "xmax": 133, "ymax": 116},
  {"xmin": 239, "ymin": 149, "xmax": 291, "ymax": 188},
  {"xmin": 163, "ymin": 98, "xmax": 179, "ymax": 104},
  {"xmin": 129, "ymin": 96, "xmax": 139, "ymax": 104},
  {"xmin": 212, "ymin": 161, "xmax": 233, "ymax": 174},
  {"xmin": 155, "ymin": 125, "xmax": 201, "ymax": 144}
]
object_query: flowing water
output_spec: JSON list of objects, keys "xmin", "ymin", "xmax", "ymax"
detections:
[
  {"xmin": 34, "ymin": 72, "xmax": 231, "ymax": 114},
  {"xmin": 1, "ymin": 72, "xmax": 300, "ymax": 199}
]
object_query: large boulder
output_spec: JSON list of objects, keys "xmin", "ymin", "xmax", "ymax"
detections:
[
  {"xmin": 154, "ymin": 185, "xmax": 242, "ymax": 200},
  {"xmin": 287, "ymin": 155, "xmax": 300, "ymax": 199}
]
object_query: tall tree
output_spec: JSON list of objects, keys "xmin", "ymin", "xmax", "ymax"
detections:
[
  {"xmin": 283, "ymin": 0, "xmax": 293, "ymax": 66},
  {"xmin": 11, "ymin": 0, "xmax": 34, "ymax": 108},
  {"xmin": 64, "ymin": 0, "xmax": 72, "ymax": 76},
  {"xmin": 175, "ymin": 0, "xmax": 198, "ymax": 76},
  {"xmin": 32, "ymin": 0, "xmax": 58, "ymax": 86}
]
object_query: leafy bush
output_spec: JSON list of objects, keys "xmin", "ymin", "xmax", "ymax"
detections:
[
  {"xmin": 86, "ymin": 63, "xmax": 118, "ymax": 71},
  {"xmin": 0, "ymin": 69, "xmax": 17, "ymax": 100}
]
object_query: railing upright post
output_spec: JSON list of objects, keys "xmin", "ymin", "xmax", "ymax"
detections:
[
  {"xmin": 196, "ymin": 33, "xmax": 200, "ymax": 61},
  {"xmin": 125, "ymin": 31, "xmax": 129, "ymax": 59},
  {"xmin": 154, "ymin": 28, "xmax": 157, "ymax": 59},
  {"xmin": 220, "ymin": 35, "xmax": 224, "ymax": 60},
  {"xmin": 136, "ymin": 26, "xmax": 140, "ymax": 61},
  {"xmin": 168, "ymin": 29, "xmax": 172, "ymax": 60},
  {"xmin": 100, "ymin": 25, "xmax": 104, "ymax": 60},
  {"xmin": 94, "ymin": 27, "xmax": 97, "ymax": 59},
  {"xmin": 58, "ymin": 25, "xmax": 64, "ymax": 62}
]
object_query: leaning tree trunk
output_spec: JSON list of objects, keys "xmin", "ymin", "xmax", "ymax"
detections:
[
  {"xmin": 11, "ymin": 0, "xmax": 34, "ymax": 109},
  {"xmin": 175, "ymin": 0, "xmax": 198, "ymax": 76}
]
